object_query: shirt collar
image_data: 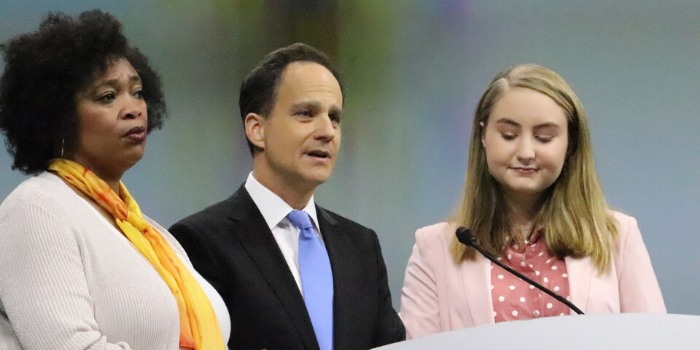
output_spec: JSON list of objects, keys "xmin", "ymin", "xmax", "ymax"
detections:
[{"xmin": 244, "ymin": 172, "xmax": 319, "ymax": 230}]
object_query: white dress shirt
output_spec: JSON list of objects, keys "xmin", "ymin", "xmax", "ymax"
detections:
[{"xmin": 245, "ymin": 172, "xmax": 324, "ymax": 293}]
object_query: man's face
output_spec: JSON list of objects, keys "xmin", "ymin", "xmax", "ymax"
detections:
[{"xmin": 252, "ymin": 61, "xmax": 343, "ymax": 192}]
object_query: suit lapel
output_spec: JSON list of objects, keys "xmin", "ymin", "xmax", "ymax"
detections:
[
  {"xmin": 565, "ymin": 256, "xmax": 591, "ymax": 314},
  {"xmin": 228, "ymin": 186, "xmax": 319, "ymax": 350},
  {"xmin": 461, "ymin": 253, "xmax": 495, "ymax": 326}
]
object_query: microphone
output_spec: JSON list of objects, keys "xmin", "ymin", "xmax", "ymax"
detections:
[{"xmin": 456, "ymin": 226, "xmax": 584, "ymax": 315}]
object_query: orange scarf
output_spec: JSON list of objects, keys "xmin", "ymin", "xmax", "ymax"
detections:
[{"xmin": 49, "ymin": 159, "xmax": 225, "ymax": 350}]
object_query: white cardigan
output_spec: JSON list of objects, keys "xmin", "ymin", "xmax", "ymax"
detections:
[{"xmin": 0, "ymin": 172, "xmax": 230, "ymax": 349}]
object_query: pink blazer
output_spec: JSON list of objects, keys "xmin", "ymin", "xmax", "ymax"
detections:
[{"xmin": 399, "ymin": 211, "xmax": 666, "ymax": 339}]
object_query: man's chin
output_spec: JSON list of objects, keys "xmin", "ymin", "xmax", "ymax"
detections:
[{"xmin": 300, "ymin": 171, "xmax": 332, "ymax": 187}]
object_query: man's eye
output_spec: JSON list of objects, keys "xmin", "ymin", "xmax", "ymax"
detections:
[
  {"xmin": 133, "ymin": 90, "xmax": 144, "ymax": 99},
  {"xmin": 297, "ymin": 110, "xmax": 312, "ymax": 117}
]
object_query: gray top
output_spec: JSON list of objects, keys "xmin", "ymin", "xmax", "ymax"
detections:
[{"xmin": 0, "ymin": 172, "xmax": 229, "ymax": 350}]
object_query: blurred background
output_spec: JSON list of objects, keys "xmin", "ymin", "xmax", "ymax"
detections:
[{"xmin": 1, "ymin": 0, "xmax": 698, "ymax": 314}]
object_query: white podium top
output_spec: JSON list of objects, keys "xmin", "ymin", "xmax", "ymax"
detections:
[{"xmin": 377, "ymin": 314, "xmax": 700, "ymax": 350}]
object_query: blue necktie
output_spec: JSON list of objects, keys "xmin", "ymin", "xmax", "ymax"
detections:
[{"xmin": 287, "ymin": 210, "xmax": 334, "ymax": 350}]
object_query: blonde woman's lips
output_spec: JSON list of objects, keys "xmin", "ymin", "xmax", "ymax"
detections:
[{"xmin": 510, "ymin": 167, "xmax": 538, "ymax": 174}]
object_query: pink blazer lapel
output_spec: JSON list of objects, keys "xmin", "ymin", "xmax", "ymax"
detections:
[
  {"xmin": 460, "ymin": 253, "xmax": 495, "ymax": 326},
  {"xmin": 565, "ymin": 256, "xmax": 592, "ymax": 314}
]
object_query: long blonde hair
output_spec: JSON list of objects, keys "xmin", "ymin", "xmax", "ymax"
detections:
[{"xmin": 450, "ymin": 64, "xmax": 619, "ymax": 273}]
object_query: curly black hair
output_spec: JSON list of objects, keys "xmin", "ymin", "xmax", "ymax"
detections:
[{"xmin": 0, "ymin": 10, "xmax": 166, "ymax": 174}]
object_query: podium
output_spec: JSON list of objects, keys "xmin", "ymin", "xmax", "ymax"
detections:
[{"xmin": 375, "ymin": 314, "xmax": 700, "ymax": 349}]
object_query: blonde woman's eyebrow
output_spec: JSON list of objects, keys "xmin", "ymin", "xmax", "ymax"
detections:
[
  {"xmin": 495, "ymin": 118, "xmax": 520, "ymax": 127},
  {"xmin": 533, "ymin": 123, "xmax": 561, "ymax": 131},
  {"xmin": 496, "ymin": 118, "xmax": 561, "ymax": 131}
]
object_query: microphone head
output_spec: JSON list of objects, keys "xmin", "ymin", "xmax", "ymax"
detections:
[{"xmin": 455, "ymin": 226, "xmax": 476, "ymax": 247}]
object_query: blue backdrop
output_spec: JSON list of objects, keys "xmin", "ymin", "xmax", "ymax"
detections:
[{"xmin": 1, "ymin": 0, "xmax": 698, "ymax": 315}]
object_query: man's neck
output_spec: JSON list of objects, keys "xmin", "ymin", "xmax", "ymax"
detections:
[{"xmin": 251, "ymin": 169, "xmax": 315, "ymax": 210}]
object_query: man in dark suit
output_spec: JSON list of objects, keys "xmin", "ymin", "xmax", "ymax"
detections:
[{"xmin": 170, "ymin": 43, "xmax": 405, "ymax": 350}]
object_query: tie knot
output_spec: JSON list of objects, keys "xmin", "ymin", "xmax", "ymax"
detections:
[{"xmin": 287, "ymin": 210, "xmax": 314, "ymax": 231}]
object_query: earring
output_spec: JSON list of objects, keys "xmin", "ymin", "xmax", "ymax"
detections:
[{"xmin": 60, "ymin": 139, "xmax": 65, "ymax": 158}]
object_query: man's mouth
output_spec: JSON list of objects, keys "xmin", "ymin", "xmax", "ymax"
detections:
[{"xmin": 306, "ymin": 150, "xmax": 331, "ymax": 159}]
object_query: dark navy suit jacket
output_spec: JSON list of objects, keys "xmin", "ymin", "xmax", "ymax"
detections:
[{"xmin": 169, "ymin": 185, "xmax": 405, "ymax": 350}]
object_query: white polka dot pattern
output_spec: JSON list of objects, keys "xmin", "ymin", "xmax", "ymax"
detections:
[{"xmin": 490, "ymin": 229, "xmax": 570, "ymax": 324}]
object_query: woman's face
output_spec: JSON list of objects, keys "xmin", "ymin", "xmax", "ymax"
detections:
[
  {"xmin": 72, "ymin": 58, "xmax": 148, "ymax": 180},
  {"xmin": 482, "ymin": 87, "xmax": 569, "ymax": 201}
]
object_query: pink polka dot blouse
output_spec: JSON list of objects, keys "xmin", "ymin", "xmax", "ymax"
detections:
[{"xmin": 490, "ymin": 230, "xmax": 571, "ymax": 322}]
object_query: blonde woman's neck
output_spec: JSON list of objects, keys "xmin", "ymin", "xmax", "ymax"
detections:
[{"xmin": 504, "ymin": 191, "xmax": 544, "ymax": 240}]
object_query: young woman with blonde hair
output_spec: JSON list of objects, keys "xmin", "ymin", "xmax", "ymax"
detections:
[{"xmin": 399, "ymin": 64, "xmax": 665, "ymax": 339}]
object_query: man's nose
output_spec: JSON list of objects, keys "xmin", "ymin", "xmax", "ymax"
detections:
[{"xmin": 314, "ymin": 114, "xmax": 337, "ymax": 141}]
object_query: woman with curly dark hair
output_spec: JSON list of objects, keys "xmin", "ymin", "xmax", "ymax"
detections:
[{"xmin": 0, "ymin": 10, "xmax": 229, "ymax": 349}]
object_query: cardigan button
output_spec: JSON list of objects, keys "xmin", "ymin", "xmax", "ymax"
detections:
[{"xmin": 533, "ymin": 310, "xmax": 540, "ymax": 318}]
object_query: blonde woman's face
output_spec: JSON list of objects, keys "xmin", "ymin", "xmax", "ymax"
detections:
[{"xmin": 482, "ymin": 87, "xmax": 568, "ymax": 200}]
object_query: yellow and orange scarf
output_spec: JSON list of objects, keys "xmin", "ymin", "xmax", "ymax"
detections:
[{"xmin": 49, "ymin": 159, "xmax": 225, "ymax": 350}]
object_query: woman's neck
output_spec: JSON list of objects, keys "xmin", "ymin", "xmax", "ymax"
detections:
[
  {"xmin": 67, "ymin": 156, "xmax": 123, "ymax": 194},
  {"xmin": 504, "ymin": 192, "xmax": 543, "ymax": 239}
]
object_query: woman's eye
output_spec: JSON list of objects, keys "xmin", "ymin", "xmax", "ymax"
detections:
[
  {"xmin": 97, "ymin": 93, "xmax": 115, "ymax": 103},
  {"xmin": 501, "ymin": 134, "xmax": 516, "ymax": 141},
  {"xmin": 133, "ymin": 90, "xmax": 144, "ymax": 99},
  {"xmin": 536, "ymin": 136, "xmax": 553, "ymax": 143}
]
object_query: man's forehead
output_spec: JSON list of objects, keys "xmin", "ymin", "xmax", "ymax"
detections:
[
  {"xmin": 276, "ymin": 62, "xmax": 342, "ymax": 99},
  {"xmin": 279, "ymin": 61, "xmax": 337, "ymax": 84}
]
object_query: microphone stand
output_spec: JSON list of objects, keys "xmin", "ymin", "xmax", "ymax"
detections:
[{"xmin": 456, "ymin": 227, "xmax": 584, "ymax": 315}]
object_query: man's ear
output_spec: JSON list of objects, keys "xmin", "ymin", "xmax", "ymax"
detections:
[{"xmin": 245, "ymin": 113, "xmax": 266, "ymax": 150}]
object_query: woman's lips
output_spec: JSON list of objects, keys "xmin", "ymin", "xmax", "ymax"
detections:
[
  {"xmin": 124, "ymin": 126, "xmax": 147, "ymax": 142},
  {"xmin": 510, "ymin": 167, "xmax": 538, "ymax": 175}
]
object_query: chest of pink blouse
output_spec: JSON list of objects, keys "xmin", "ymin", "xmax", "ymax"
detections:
[{"xmin": 491, "ymin": 233, "xmax": 571, "ymax": 322}]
